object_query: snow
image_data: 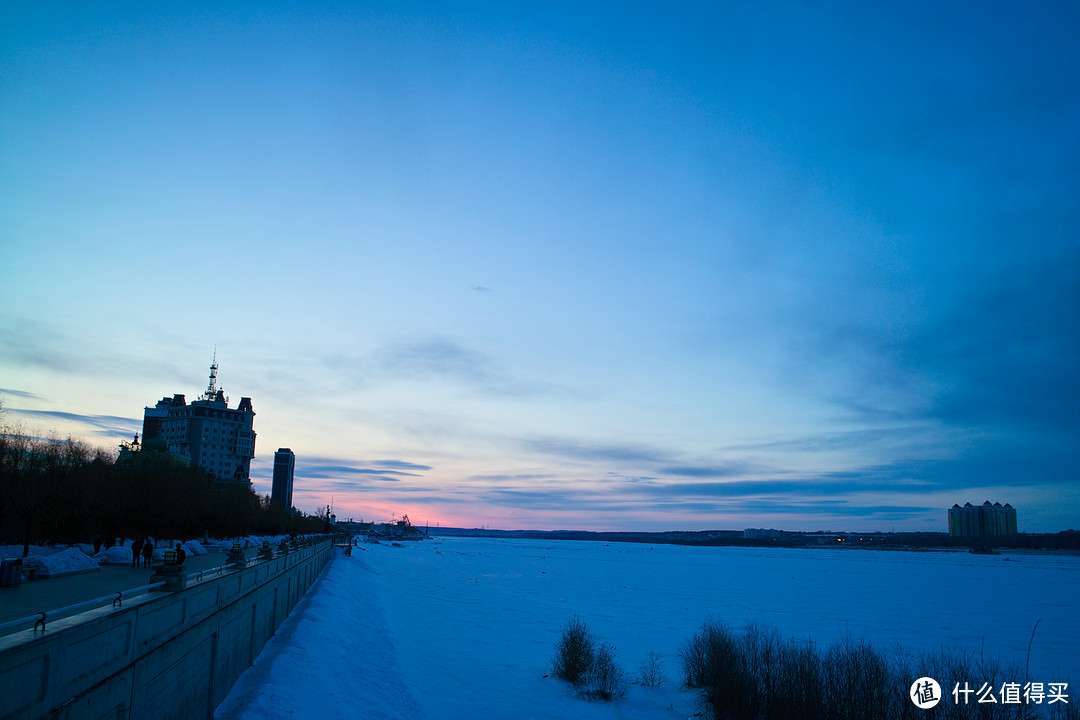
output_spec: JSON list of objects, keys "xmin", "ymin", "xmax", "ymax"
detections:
[
  {"xmin": 0, "ymin": 544, "xmax": 63, "ymax": 559},
  {"xmin": 94, "ymin": 546, "xmax": 133, "ymax": 565},
  {"xmin": 217, "ymin": 538, "xmax": 1080, "ymax": 720},
  {"xmin": 215, "ymin": 544, "xmax": 425, "ymax": 720},
  {"xmin": 242, "ymin": 535, "xmax": 280, "ymax": 549},
  {"xmin": 203, "ymin": 539, "xmax": 235, "ymax": 552},
  {"xmin": 23, "ymin": 547, "xmax": 99, "ymax": 577},
  {"xmin": 181, "ymin": 540, "xmax": 207, "ymax": 556}
]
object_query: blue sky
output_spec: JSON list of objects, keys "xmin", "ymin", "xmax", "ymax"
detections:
[{"xmin": 2, "ymin": 1, "xmax": 1077, "ymax": 532}]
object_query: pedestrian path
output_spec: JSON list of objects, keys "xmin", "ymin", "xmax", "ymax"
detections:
[{"xmin": 0, "ymin": 550, "xmax": 248, "ymax": 626}]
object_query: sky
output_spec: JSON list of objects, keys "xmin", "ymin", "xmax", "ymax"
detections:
[{"xmin": 1, "ymin": 1, "xmax": 1077, "ymax": 533}]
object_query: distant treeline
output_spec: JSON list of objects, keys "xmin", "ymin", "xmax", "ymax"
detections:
[
  {"xmin": 430, "ymin": 527, "xmax": 1080, "ymax": 551},
  {"xmin": 0, "ymin": 427, "xmax": 328, "ymax": 556}
]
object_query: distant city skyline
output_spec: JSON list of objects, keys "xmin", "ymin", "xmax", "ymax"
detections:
[{"xmin": 2, "ymin": 2, "xmax": 1077, "ymax": 532}]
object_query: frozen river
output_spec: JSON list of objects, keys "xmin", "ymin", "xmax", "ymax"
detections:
[{"xmin": 217, "ymin": 537, "xmax": 1079, "ymax": 719}]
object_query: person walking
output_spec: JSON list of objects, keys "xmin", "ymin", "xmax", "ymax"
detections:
[
  {"xmin": 131, "ymin": 537, "xmax": 144, "ymax": 568},
  {"xmin": 174, "ymin": 542, "xmax": 187, "ymax": 566},
  {"xmin": 141, "ymin": 538, "xmax": 154, "ymax": 568}
]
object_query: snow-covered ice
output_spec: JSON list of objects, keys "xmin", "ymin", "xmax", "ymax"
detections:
[{"xmin": 217, "ymin": 538, "xmax": 1080, "ymax": 719}]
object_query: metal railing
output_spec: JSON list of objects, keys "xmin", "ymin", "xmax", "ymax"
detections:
[
  {"xmin": 0, "ymin": 536, "xmax": 333, "ymax": 639},
  {"xmin": 187, "ymin": 562, "xmax": 238, "ymax": 583},
  {"xmin": 0, "ymin": 580, "xmax": 168, "ymax": 636}
]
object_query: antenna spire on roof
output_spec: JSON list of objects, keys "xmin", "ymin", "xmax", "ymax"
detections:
[{"xmin": 203, "ymin": 347, "xmax": 220, "ymax": 400}]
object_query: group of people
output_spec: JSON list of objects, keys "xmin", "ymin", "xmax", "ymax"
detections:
[
  {"xmin": 129, "ymin": 537, "xmax": 156, "ymax": 568},
  {"xmin": 88, "ymin": 535, "xmax": 189, "ymax": 568}
]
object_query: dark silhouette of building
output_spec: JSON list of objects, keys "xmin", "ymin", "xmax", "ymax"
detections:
[
  {"xmin": 948, "ymin": 501, "xmax": 1018, "ymax": 538},
  {"xmin": 138, "ymin": 354, "xmax": 256, "ymax": 484},
  {"xmin": 272, "ymin": 448, "xmax": 295, "ymax": 509}
]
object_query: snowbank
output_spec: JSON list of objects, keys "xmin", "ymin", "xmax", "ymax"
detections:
[
  {"xmin": 94, "ymin": 546, "xmax": 133, "ymax": 565},
  {"xmin": 216, "ymin": 547, "xmax": 424, "ymax": 720},
  {"xmin": 0, "ymin": 544, "xmax": 57, "ymax": 559},
  {"xmin": 181, "ymin": 540, "xmax": 207, "ymax": 556},
  {"xmin": 23, "ymin": 547, "xmax": 99, "ymax": 577},
  {"xmin": 202, "ymin": 538, "xmax": 234, "ymax": 552},
  {"xmin": 241, "ymin": 535, "xmax": 284, "ymax": 549}
]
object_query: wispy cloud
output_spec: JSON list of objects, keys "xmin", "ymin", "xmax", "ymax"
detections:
[
  {"xmin": 732, "ymin": 501, "xmax": 934, "ymax": 519},
  {"xmin": 660, "ymin": 463, "xmax": 749, "ymax": 479},
  {"xmin": 304, "ymin": 478, "xmax": 404, "ymax": 492},
  {"xmin": 296, "ymin": 455, "xmax": 432, "ymax": 481},
  {"xmin": 377, "ymin": 338, "xmax": 491, "ymax": 383},
  {"xmin": 321, "ymin": 336, "xmax": 559, "ymax": 398},
  {"xmin": 466, "ymin": 473, "xmax": 556, "ymax": 482},
  {"xmin": 373, "ymin": 459, "xmax": 433, "ymax": 471},
  {"xmin": 722, "ymin": 428, "xmax": 908, "ymax": 454},
  {"xmin": 0, "ymin": 314, "xmax": 204, "ymax": 389},
  {"xmin": 520, "ymin": 436, "xmax": 672, "ymax": 465},
  {"xmin": 0, "ymin": 316, "xmax": 81, "ymax": 373},
  {"xmin": 904, "ymin": 254, "xmax": 1080, "ymax": 433},
  {"xmin": 0, "ymin": 387, "xmax": 42, "ymax": 401},
  {"xmin": 4, "ymin": 408, "xmax": 141, "ymax": 437}
]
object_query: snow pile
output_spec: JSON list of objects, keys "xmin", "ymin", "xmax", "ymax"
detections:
[
  {"xmin": 0, "ymin": 544, "xmax": 58, "ymax": 558},
  {"xmin": 23, "ymin": 547, "xmax": 99, "ymax": 577},
  {"xmin": 218, "ymin": 538, "xmax": 1080, "ymax": 720},
  {"xmin": 94, "ymin": 546, "xmax": 133, "ymax": 565},
  {"xmin": 239, "ymin": 535, "xmax": 290, "ymax": 549},
  {"xmin": 202, "ymin": 538, "xmax": 234, "ymax": 552},
  {"xmin": 181, "ymin": 540, "xmax": 207, "ymax": 556}
]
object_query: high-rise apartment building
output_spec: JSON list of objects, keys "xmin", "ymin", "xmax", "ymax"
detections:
[
  {"xmin": 140, "ymin": 356, "xmax": 256, "ymax": 483},
  {"xmin": 272, "ymin": 448, "xmax": 295, "ymax": 510},
  {"xmin": 948, "ymin": 501, "xmax": 1018, "ymax": 538}
]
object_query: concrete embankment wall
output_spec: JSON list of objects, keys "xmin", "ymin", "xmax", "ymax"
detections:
[{"xmin": 0, "ymin": 538, "xmax": 333, "ymax": 720}]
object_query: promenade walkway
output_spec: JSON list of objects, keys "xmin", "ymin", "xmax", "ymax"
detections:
[{"xmin": 0, "ymin": 549, "xmax": 254, "ymax": 626}]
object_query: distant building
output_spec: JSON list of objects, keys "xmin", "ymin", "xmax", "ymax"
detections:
[
  {"xmin": 948, "ymin": 501, "xmax": 1018, "ymax": 538},
  {"xmin": 139, "ymin": 355, "xmax": 257, "ymax": 484},
  {"xmin": 272, "ymin": 448, "xmax": 295, "ymax": 509}
]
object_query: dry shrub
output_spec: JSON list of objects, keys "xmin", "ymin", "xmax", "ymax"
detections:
[
  {"xmin": 552, "ymin": 616, "xmax": 594, "ymax": 686},
  {"xmin": 637, "ymin": 651, "xmax": 666, "ymax": 687},
  {"xmin": 584, "ymin": 643, "xmax": 627, "ymax": 701}
]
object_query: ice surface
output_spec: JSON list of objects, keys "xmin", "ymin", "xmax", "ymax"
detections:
[{"xmin": 218, "ymin": 538, "xmax": 1080, "ymax": 720}]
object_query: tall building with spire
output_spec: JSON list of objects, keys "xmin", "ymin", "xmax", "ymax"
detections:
[{"xmin": 140, "ymin": 353, "xmax": 257, "ymax": 484}]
